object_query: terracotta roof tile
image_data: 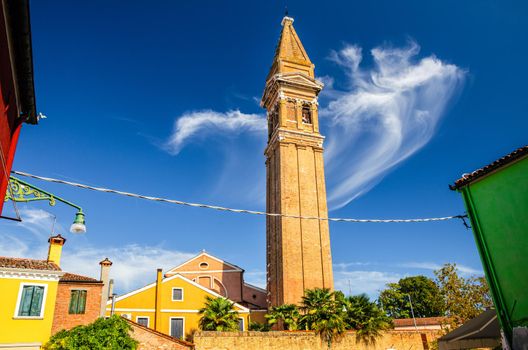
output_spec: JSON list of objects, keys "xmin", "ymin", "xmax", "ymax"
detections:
[
  {"xmin": 0, "ymin": 256, "xmax": 61, "ymax": 271},
  {"xmin": 60, "ymin": 272, "xmax": 101, "ymax": 283},
  {"xmin": 452, "ymin": 146, "xmax": 528, "ymax": 189}
]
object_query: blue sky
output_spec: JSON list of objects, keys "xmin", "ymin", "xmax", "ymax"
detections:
[{"xmin": 1, "ymin": 0, "xmax": 527, "ymax": 298}]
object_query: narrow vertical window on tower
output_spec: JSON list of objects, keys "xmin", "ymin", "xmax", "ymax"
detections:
[
  {"xmin": 268, "ymin": 106, "xmax": 279, "ymax": 139},
  {"xmin": 267, "ymin": 111, "xmax": 274, "ymax": 139},
  {"xmin": 302, "ymin": 104, "xmax": 312, "ymax": 124}
]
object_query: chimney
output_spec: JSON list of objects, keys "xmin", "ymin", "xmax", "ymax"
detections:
[
  {"xmin": 99, "ymin": 257, "xmax": 113, "ymax": 317},
  {"xmin": 47, "ymin": 234, "xmax": 66, "ymax": 267},
  {"xmin": 155, "ymin": 268, "xmax": 162, "ymax": 331},
  {"xmin": 108, "ymin": 279, "xmax": 114, "ymax": 298}
]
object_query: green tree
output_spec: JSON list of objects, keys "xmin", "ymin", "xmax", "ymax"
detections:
[
  {"xmin": 434, "ymin": 263, "xmax": 492, "ymax": 326},
  {"xmin": 265, "ymin": 304, "xmax": 300, "ymax": 330},
  {"xmin": 44, "ymin": 315, "xmax": 138, "ymax": 350},
  {"xmin": 249, "ymin": 321, "xmax": 271, "ymax": 331},
  {"xmin": 198, "ymin": 296, "xmax": 240, "ymax": 331},
  {"xmin": 344, "ymin": 294, "xmax": 393, "ymax": 345},
  {"xmin": 299, "ymin": 288, "xmax": 347, "ymax": 348},
  {"xmin": 378, "ymin": 276, "xmax": 444, "ymax": 318}
]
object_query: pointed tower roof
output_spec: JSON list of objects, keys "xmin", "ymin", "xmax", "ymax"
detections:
[
  {"xmin": 275, "ymin": 17, "xmax": 311, "ymax": 65},
  {"xmin": 267, "ymin": 16, "xmax": 315, "ymax": 80}
]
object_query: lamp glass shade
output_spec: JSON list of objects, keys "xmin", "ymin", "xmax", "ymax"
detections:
[{"xmin": 70, "ymin": 212, "xmax": 86, "ymax": 234}]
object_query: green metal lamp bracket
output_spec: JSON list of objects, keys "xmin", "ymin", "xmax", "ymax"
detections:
[
  {"xmin": 5, "ymin": 176, "xmax": 83, "ymax": 212},
  {"xmin": 4, "ymin": 176, "xmax": 87, "ymax": 233}
]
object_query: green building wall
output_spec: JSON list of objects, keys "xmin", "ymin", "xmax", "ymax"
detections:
[{"xmin": 458, "ymin": 156, "xmax": 528, "ymax": 342}]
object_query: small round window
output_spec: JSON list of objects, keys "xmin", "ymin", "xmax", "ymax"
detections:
[{"xmin": 199, "ymin": 262, "xmax": 209, "ymax": 269}]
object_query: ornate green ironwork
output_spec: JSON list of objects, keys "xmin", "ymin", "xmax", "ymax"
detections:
[
  {"xmin": 4, "ymin": 176, "xmax": 86, "ymax": 233},
  {"xmin": 5, "ymin": 176, "xmax": 58, "ymax": 206}
]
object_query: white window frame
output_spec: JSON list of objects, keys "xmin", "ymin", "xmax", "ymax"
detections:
[
  {"xmin": 120, "ymin": 313, "xmax": 132, "ymax": 319},
  {"xmin": 13, "ymin": 282, "xmax": 49, "ymax": 319},
  {"xmin": 136, "ymin": 316, "xmax": 150, "ymax": 327},
  {"xmin": 171, "ymin": 287, "xmax": 184, "ymax": 301},
  {"xmin": 169, "ymin": 317, "xmax": 185, "ymax": 339},
  {"xmin": 238, "ymin": 317, "xmax": 245, "ymax": 331}
]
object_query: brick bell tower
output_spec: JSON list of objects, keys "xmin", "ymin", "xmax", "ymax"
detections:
[{"xmin": 262, "ymin": 16, "xmax": 334, "ymax": 307}]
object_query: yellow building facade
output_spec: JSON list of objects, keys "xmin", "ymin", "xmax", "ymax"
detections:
[
  {"xmin": 106, "ymin": 270, "xmax": 250, "ymax": 341},
  {"xmin": 0, "ymin": 236, "xmax": 65, "ymax": 349}
]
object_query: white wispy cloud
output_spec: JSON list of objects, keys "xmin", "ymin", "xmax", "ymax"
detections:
[
  {"xmin": 323, "ymin": 41, "xmax": 465, "ymax": 208},
  {"xmin": 244, "ymin": 270, "xmax": 266, "ymax": 289},
  {"xmin": 15, "ymin": 208, "xmax": 63, "ymax": 237},
  {"xmin": 400, "ymin": 261, "xmax": 482, "ymax": 276},
  {"xmin": 61, "ymin": 244, "xmax": 196, "ymax": 292},
  {"xmin": 163, "ymin": 40, "xmax": 464, "ymax": 210},
  {"xmin": 165, "ymin": 110, "xmax": 266, "ymax": 155},
  {"xmin": 334, "ymin": 269, "xmax": 401, "ymax": 298}
]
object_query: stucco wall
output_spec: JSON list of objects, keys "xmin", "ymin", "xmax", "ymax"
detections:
[{"xmin": 193, "ymin": 330, "xmax": 442, "ymax": 350}]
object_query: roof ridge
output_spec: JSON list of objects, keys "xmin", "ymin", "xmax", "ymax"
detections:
[{"xmin": 452, "ymin": 145, "xmax": 528, "ymax": 189}]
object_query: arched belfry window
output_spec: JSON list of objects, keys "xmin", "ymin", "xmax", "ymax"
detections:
[
  {"xmin": 268, "ymin": 106, "xmax": 279, "ymax": 139},
  {"xmin": 302, "ymin": 104, "xmax": 312, "ymax": 124}
]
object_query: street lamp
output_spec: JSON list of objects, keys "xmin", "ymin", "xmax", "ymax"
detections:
[
  {"xmin": 70, "ymin": 211, "xmax": 86, "ymax": 233},
  {"xmin": 5, "ymin": 176, "xmax": 87, "ymax": 234}
]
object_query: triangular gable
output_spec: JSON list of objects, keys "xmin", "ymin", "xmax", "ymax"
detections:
[
  {"xmin": 277, "ymin": 72, "xmax": 323, "ymax": 89},
  {"xmin": 174, "ymin": 274, "xmax": 250, "ymax": 313},
  {"xmin": 165, "ymin": 251, "xmax": 244, "ymax": 276},
  {"xmin": 108, "ymin": 273, "xmax": 250, "ymax": 313}
]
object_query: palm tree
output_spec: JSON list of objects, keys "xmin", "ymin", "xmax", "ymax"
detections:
[
  {"xmin": 198, "ymin": 296, "xmax": 240, "ymax": 331},
  {"xmin": 344, "ymin": 294, "xmax": 393, "ymax": 345},
  {"xmin": 265, "ymin": 304, "xmax": 300, "ymax": 330},
  {"xmin": 299, "ymin": 288, "xmax": 347, "ymax": 348}
]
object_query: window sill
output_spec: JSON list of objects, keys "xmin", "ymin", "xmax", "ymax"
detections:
[{"xmin": 13, "ymin": 316, "xmax": 44, "ymax": 320}]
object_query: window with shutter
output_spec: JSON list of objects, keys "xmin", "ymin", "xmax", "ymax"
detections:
[
  {"xmin": 69, "ymin": 290, "xmax": 87, "ymax": 314},
  {"xmin": 17, "ymin": 285, "xmax": 45, "ymax": 317}
]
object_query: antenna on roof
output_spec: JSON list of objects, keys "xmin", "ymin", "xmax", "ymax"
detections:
[{"xmin": 284, "ymin": 6, "xmax": 288, "ymax": 17}]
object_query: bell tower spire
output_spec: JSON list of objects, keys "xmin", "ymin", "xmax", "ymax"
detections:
[{"xmin": 262, "ymin": 16, "xmax": 334, "ymax": 308}]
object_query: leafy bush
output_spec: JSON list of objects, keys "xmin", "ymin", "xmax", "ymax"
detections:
[
  {"xmin": 44, "ymin": 315, "xmax": 138, "ymax": 350},
  {"xmin": 248, "ymin": 321, "xmax": 271, "ymax": 331}
]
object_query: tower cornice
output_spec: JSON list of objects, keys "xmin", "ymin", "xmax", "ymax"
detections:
[{"xmin": 264, "ymin": 128, "xmax": 325, "ymax": 157}]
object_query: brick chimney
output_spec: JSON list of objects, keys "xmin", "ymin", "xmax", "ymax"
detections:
[
  {"xmin": 47, "ymin": 234, "xmax": 66, "ymax": 267},
  {"xmin": 99, "ymin": 257, "xmax": 113, "ymax": 316}
]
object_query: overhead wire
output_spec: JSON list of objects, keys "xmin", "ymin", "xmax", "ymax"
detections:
[{"xmin": 11, "ymin": 170, "xmax": 468, "ymax": 225}]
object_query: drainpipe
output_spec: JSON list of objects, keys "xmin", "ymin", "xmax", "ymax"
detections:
[
  {"xmin": 155, "ymin": 268, "xmax": 162, "ymax": 331},
  {"xmin": 110, "ymin": 294, "xmax": 117, "ymax": 316}
]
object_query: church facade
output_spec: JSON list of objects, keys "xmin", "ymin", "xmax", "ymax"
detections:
[{"xmin": 262, "ymin": 16, "xmax": 334, "ymax": 307}]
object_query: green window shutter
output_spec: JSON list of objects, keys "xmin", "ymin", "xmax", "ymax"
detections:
[
  {"xmin": 18, "ymin": 285, "xmax": 45, "ymax": 317},
  {"xmin": 30, "ymin": 286, "xmax": 44, "ymax": 316},
  {"xmin": 18, "ymin": 286, "xmax": 34, "ymax": 316},
  {"xmin": 78, "ymin": 290, "xmax": 87, "ymax": 314},
  {"xmin": 69, "ymin": 290, "xmax": 87, "ymax": 314},
  {"xmin": 69, "ymin": 290, "xmax": 79, "ymax": 314}
]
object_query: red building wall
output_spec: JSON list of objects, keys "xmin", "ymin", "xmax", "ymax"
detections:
[
  {"xmin": 51, "ymin": 282, "xmax": 103, "ymax": 334},
  {"xmin": 0, "ymin": 3, "xmax": 24, "ymax": 215}
]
